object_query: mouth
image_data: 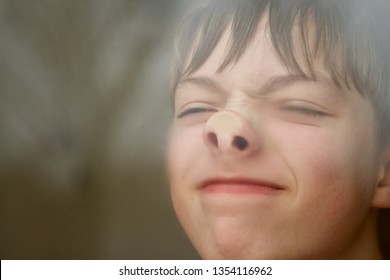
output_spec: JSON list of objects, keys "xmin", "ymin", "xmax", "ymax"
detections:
[{"xmin": 199, "ymin": 177, "xmax": 284, "ymax": 195}]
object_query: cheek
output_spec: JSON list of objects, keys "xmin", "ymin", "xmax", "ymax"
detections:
[
  {"xmin": 268, "ymin": 126, "xmax": 376, "ymax": 255},
  {"xmin": 167, "ymin": 127, "xmax": 203, "ymax": 213},
  {"xmin": 168, "ymin": 127, "xmax": 209, "ymax": 245},
  {"xmin": 281, "ymin": 124, "xmax": 376, "ymax": 218},
  {"xmin": 168, "ymin": 127, "xmax": 201, "ymax": 182}
]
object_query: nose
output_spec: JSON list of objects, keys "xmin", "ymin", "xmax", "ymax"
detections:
[{"xmin": 204, "ymin": 110, "xmax": 258, "ymax": 156}]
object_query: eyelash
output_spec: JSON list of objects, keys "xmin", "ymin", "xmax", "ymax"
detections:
[
  {"xmin": 177, "ymin": 107, "xmax": 216, "ymax": 118},
  {"xmin": 284, "ymin": 106, "xmax": 328, "ymax": 118}
]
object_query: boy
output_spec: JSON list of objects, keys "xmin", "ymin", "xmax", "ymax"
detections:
[{"xmin": 167, "ymin": 0, "xmax": 390, "ymax": 259}]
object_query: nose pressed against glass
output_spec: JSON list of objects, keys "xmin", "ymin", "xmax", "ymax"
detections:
[{"xmin": 204, "ymin": 110, "xmax": 259, "ymax": 156}]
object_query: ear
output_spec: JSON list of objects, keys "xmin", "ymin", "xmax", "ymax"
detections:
[{"xmin": 371, "ymin": 146, "xmax": 390, "ymax": 208}]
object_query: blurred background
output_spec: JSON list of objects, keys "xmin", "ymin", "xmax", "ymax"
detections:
[{"xmin": 0, "ymin": 0, "xmax": 199, "ymax": 259}]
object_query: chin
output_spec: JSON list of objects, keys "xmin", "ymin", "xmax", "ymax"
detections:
[
  {"xmin": 195, "ymin": 236, "xmax": 280, "ymax": 260},
  {"xmin": 199, "ymin": 246, "xmax": 280, "ymax": 260}
]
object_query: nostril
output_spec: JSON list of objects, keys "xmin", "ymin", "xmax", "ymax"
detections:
[
  {"xmin": 233, "ymin": 136, "xmax": 248, "ymax": 150},
  {"xmin": 208, "ymin": 132, "xmax": 218, "ymax": 148}
]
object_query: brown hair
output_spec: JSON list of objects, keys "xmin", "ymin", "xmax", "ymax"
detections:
[
  {"xmin": 172, "ymin": 0, "xmax": 390, "ymax": 147},
  {"xmin": 171, "ymin": 0, "xmax": 390, "ymax": 259}
]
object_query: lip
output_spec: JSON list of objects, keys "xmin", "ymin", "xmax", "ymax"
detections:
[{"xmin": 199, "ymin": 177, "xmax": 284, "ymax": 195}]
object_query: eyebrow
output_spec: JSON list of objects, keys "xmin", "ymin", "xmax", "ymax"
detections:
[
  {"xmin": 176, "ymin": 74, "xmax": 339, "ymax": 97},
  {"xmin": 176, "ymin": 76, "xmax": 225, "ymax": 95}
]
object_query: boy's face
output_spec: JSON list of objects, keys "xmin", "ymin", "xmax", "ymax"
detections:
[{"xmin": 168, "ymin": 18, "xmax": 384, "ymax": 259}]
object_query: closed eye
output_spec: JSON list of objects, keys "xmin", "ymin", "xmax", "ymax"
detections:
[
  {"xmin": 176, "ymin": 107, "xmax": 216, "ymax": 118},
  {"xmin": 283, "ymin": 106, "xmax": 328, "ymax": 118}
]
